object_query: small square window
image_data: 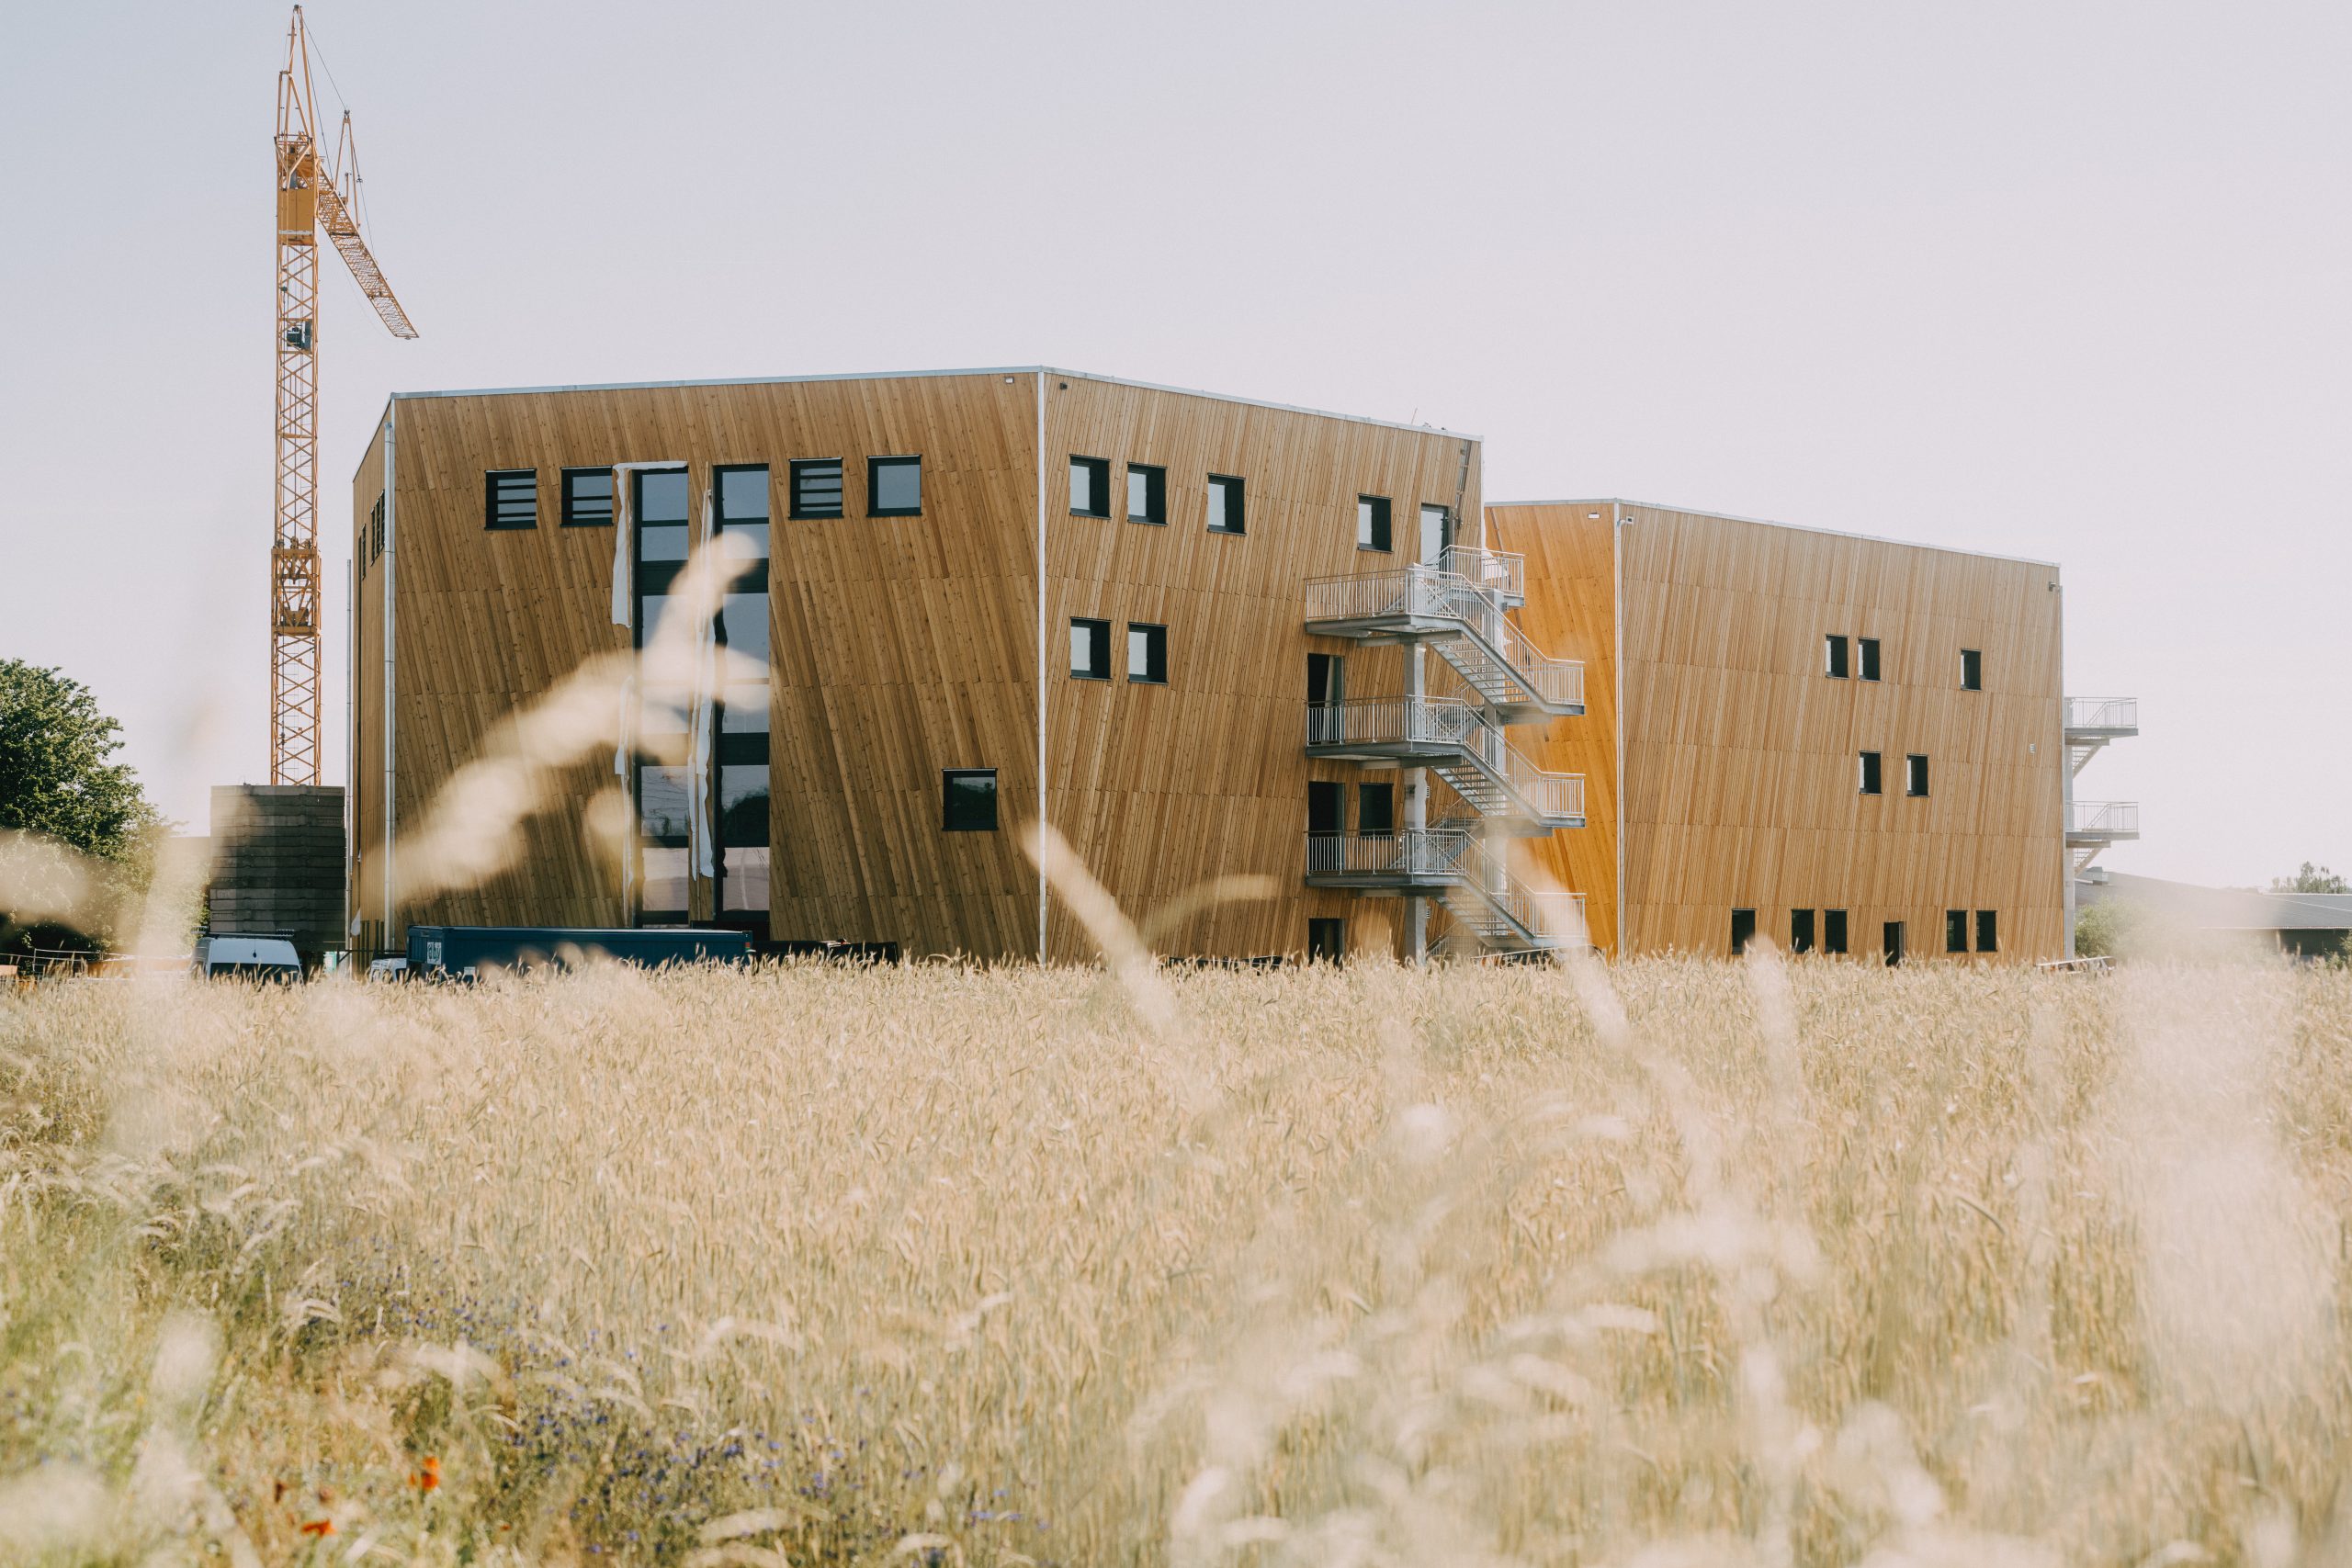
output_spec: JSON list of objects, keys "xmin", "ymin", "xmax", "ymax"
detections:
[
  {"xmin": 485, "ymin": 469, "xmax": 537, "ymax": 529},
  {"xmin": 1825, "ymin": 634, "xmax": 1849, "ymax": 679},
  {"xmin": 561, "ymin": 468, "xmax": 614, "ymax": 527},
  {"xmin": 943, "ymin": 769, "xmax": 997, "ymax": 832},
  {"xmin": 1859, "ymin": 637, "xmax": 1882, "ymax": 682},
  {"xmin": 790, "ymin": 459, "xmax": 844, "ymax": 519},
  {"xmin": 1069, "ymin": 457, "xmax": 1110, "ymax": 518},
  {"xmin": 1731, "ymin": 908, "xmax": 1758, "ymax": 953},
  {"xmin": 1206, "ymin": 473, "xmax": 1245, "ymax": 535},
  {"xmin": 1906, "ymin": 754, "xmax": 1929, "ymax": 797},
  {"xmin": 1357, "ymin": 495, "xmax": 1392, "ymax": 552},
  {"xmin": 1858, "ymin": 750, "xmax": 1883, "ymax": 795},
  {"xmin": 1126, "ymin": 464, "xmax": 1166, "ymax": 525},
  {"xmin": 1126, "ymin": 622, "xmax": 1167, "ymax": 684},
  {"xmin": 1975, "ymin": 909, "xmax": 1998, "ymax": 953},
  {"xmin": 1824, "ymin": 909, "xmax": 1849, "ymax": 953},
  {"xmin": 636, "ymin": 468, "xmax": 690, "ymax": 523},
  {"xmin": 719, "ymin": 763, "xmax": 771, "ymax": 848},
  {"xmin": 1961, "ymin": 649, "xmax": 1983, "ymax": 692},
  {"xmin": 716, "ymin": 465, "xmax": 771, "ymax": 523},
  {"xmin": 1069, "ymin": 618, "xmax": 1110, "ymax": 681},
  {"xmin": 869, "ymin": 456, "xmax": 922, "ymax": 517},
  {"xmin": 1947, "ymin": 909, "xmax": 1970, "ymax": 953},
  {"xmin": 1791, "ymin": 908, "xmax": 1815, "ymax": 953}
]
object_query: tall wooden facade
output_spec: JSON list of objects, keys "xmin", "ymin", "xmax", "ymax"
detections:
[
  {"xmin": 1487, "ymin": 501, "xmax": 2069, "ymax": 961},
  {"xmin": 349, "ymin": 369, "xmax": 1484, "ymax": 963}
]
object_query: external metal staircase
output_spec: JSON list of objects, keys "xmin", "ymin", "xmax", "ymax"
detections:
[
  {"xmin": 1303, "ymin": 544, "xmax": 1589, "ymax": 955},
  {"xmin": 2064, "ymin": 698, "xmax": 2140, "ymax": 876}
]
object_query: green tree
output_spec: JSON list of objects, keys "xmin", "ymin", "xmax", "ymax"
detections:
[
  {"xmin": 2269, "ymin": 862, "xmax": 2352, "ymax": 896},
  {"xmin": 0, "ymin": 659, "xmax": 166, "ymax": 951}
]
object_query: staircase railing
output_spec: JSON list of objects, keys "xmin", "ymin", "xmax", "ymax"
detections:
[
  {"xmin": 1304, "ymin": 696, "xmax": 1582, "ymax": 823},
  {"xmin": 1303, "ymin": 564, "xmax": 1583, "ymax": 711},
  {"xmin": 2067, "ymin": 800, "xmax": 2141, "ymax": 837},
  {"xmin": 1305, "ymin": 828, "xmax": 1472, "ymax": 881},
  {"xmin": 1437, "ymin": 544, "xmax": 1523, "ymax": 603},
  {"xmin": 2065, "ymin": 697, "xmax": 2139, "ymax": 732},
  {"xmin": 1450, "ymin": 831, "xmax": 1588, "ymax": 948}
]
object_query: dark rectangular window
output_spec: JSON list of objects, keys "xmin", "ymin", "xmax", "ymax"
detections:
[
  {"xmin": 1731, "ymin": 908, "xmax": 1758, "ymax": 953},
  {"xmin": 1947, "ymin": 909, "xmax": 1970, "ymax": 953},
  {"xmin": 1357, "ymin": 495, "xmax": 1392, "ymax": 552},
  {"xmin": 1206, "ymin": 474, "xmax": 1245, "ymax": 535},
  {"xmin": 717, "ymin": 465, "xmax": 770, "ymax": 522},
  {"xmin": 1791, "ymin": 908, "xmax": 1815, "ymax": 953},
  {"xmin": 790, "ymin": 459, "xmax": 844, "ymax": 519},
  {"xmin": 1069, "ymin": 457, "xmax": 1111, "ymax": 518},
  {"xmin": 1883, "ymin": 920, "xmax": 1905, "ymax": 965},
  {"xmin": 1824, "ymin": 909, "xmax": 1849, "ymax": 954},
  {"xmin": 1306, "ymin": 918, "xmax": 1346, "ymax": 963},
  {"xmin": 1126, "ymin": 464, "xmax": 1166, "ymax": 525},
  {"xmin": 719, "ymin": 763, "xmax": 771, "ymax": 848},
  {"xmin": 1307, "ymin": 780, "xmax": 1344, "ymax": 836},
  {"xmin": 1961, "ymin": 649, "xmax": 1983, "ymax": 692},
  {"xmin": 715, "ymin": 465, "xmax": 771, "ymax": 584},
  {"xmin": 1357, "ymin": 782, "xmax": 1395, "ymax": 838},
  {"xmin": 868, "ymin": 456, "xmax": 922, "ymax": 516},
  {"xmin": 1069, "ymin": 617, "xmax": 1110, "ymax": 680},
  {"xmin": 634, "ymin": 469, "xmax": 690, "ymax": 571},
  {"xmin": 1859, "ymin": 750, "xmax": 1883, "ymax": 795},
  {"xmin": 1126, "ymin": 622, "xmax": 1167, "ymax": 684},
  {"xmin": 943, "ymin": 769, "xmax": 998, "ymax": 832},
  {"xmin": 561, "ymin": 468, "xmax": 614, "ymax": 527},
  {"xmin": 1859, "ymin": 637, "xmax": 1881, "ymax": 682},
  {"xmin": 1976, "ymin": 910, "xmax": 1998, "ymax": 953},
  {"xmin": 1824, "ymin": 634, "xmax": 1849, "ymax": 678},
  {"xmin": 485, "ymin": 469, "xmax": 537, "ymax": 530},
  {"xmin": 1906, "ymin": 754, "xmax": 1929, "ymax": 796},
  {"xmin": 1306, "ymin": 652, "xmax": 1343, "ymax": 744}
]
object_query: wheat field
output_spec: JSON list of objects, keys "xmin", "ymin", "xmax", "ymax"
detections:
[{"xmin": 2, "ymin": 952, "xmax": 2348, "ymax": 1566}]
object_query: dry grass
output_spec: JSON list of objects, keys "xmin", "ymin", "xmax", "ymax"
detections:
[{"xmin": 2, "ymin": 953, "xmax": 2349, "ymax": 1565}]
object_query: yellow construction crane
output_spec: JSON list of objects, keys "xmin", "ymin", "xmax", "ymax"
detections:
[{"xmin": 272, "ymin": 5, "xmax": 415, "ymax": 784}]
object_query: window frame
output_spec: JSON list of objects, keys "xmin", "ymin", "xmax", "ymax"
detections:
[
  {"xmin": 1975, "ymin": 909, "xmax": 1999, "ymax": 953},
  {"xmin": 1357, "ymin": 494, "xmax": 1393, "ymax": 553},
  {"xmin": 867, "ymin": 455, "xmax": 922, "ymax": 518},
  {"xmin": 1069, "ymin": 456, "xmax": 1111, "ymax": 519},
  {"xmin": 1825, "ymin": 634, "xmax": 1849, "ymax": 679},
  {"xmin": 1069, "ymin": 617, "xmax": 1112, "ymax": 682},
  {"xmin": 1947, "ymin": 909, "xmax": 1970, "ymax": 953},
  {"xmin": 484, "ymin": 468, "xmax": 538, "ymax": 531},
  {"xmin": 789, "ymin": 458, "xmax": 845, "ymax": 520},
  {"xmin": 1205, "ymin": 473, "xmax": 1246, "ymax": 536},
  {"xmin": 1905, "ymin": 753, "xmax": 1929, "ymax": 797},
  {"xmin": 1125, "ymin": 621, "xmax": 1168, "ymax": 685},
  {"xmin": 941, "ymin": 769, "xmax": 999, "ymax": 833},
  {"xmin": 560, "ymin": 467, "xmax": 614, "ymax": 528},
  {"xmin": 1859, "ymin": 637, "xmax": 1882, "ymax": 682},
  {"xmin": 1961, "ymin": 648, "xmax": 1984, "ymax": 692},
  {"xmin": 1125, "ymin": 463, "xmax": 1167, "ymax": 525},
  {"xmin": 1858, "ymin": 750, "xmax": 1883, "ymax": 795}
]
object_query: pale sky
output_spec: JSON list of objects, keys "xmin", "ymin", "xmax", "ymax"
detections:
[{"xmin": 4, "ymin": 1, "xmax": 2346, "ymax": 888}]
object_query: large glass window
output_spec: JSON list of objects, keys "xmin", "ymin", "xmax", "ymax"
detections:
[
  {"xmin": 485, "ymin": 469, "xmax": 537, "ymax": 530},
  {"xmin": 633, "ymin": 468, "xmax": 693, "ymax": 926},
  {"xmin": 869, "ymin": 456, "xmax": 922, "ymax": 517},
  {"xmin": 561, "ymin": 468, "xmax": 614, "ymax": 526},
  {"xmin": 722, "ymin": 849, "xmax": 770, "ymax": 912},
  {"xmin": 720, "ymin": 763, "xmax": 770, "ymax": 846},
  {"xmin": 635, "ymin": 468, "xmax": 690, "ymax": 563}
]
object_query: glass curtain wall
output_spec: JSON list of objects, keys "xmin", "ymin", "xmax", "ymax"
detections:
[
  {"xmin": 633, "ymin": 468, "xmax": 693, "ymax": 922},
  {"xmin": 713, "ymin": 466, "xmax": 773, "ymax": 938}
]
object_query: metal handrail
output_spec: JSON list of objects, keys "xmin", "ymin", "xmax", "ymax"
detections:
[
  {"xmin": 2066, "ymin": 697, "xmax": 2139, "ymax": 731},
  {"xmin": 1437, "ymin": 545, "xmax": 1523, "ymax": 602},
  {"xmin": 2067, "ymin": 800, "xmax": 2141, "ymax": 835},
  {"xmin": 1452, "ymin": 831, "xmax": 1588, "ymax": 945},
  {"xmin": 1302, "ymin": 830, "xmax": 1587, "ymax": 947},
  {"xmin": 1302, "ymin": 566, "xmax": 1583, "ymax": 710},
  {"xmin": 1303, "ymin": 697, "xmax": 1585, "ymax": 822}
]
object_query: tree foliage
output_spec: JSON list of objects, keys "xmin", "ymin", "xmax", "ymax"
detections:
[
  {"xmin": 0, "ymin": 660, "xmax": 165, "ymax": 950},
  {"xmin": 2270, "ymin": 862, "xmax": 2352, "ymax": 896}
]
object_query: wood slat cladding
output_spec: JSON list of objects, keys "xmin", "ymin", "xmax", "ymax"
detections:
[
  {"xmin": 1484, "ymin": 503, "xmax": 1621, "ymax": 955},
  {"xmin": 349, "ymin": 418, "xmax": 388, "ymax": 941},
  {"xmin": 1611, "ymin": 503, "xmax": 2065, "ymax": 961},
  {"xmin": 352, "ymin": 372, "xmax": 1043, "ymax": 957},
  {"xmin": 1041, "ymin": 376, "xmax": 1477, "ymax": 963}
]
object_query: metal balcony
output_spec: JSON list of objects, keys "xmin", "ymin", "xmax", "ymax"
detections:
[
  {"xmin": 1303, "ymin": 564, "xmax": 1583, "ymax": 716},
  {"xmin": 1304, "ymin": 829, "xmax": 1587, "ymax": 953},
  {"xmin": 2066, "ymin": 800, "xmax": 2141, "ymax": 844},
  {"xmin": 2065, "ymin": 698, "xmax": 2139, "ymax": 740},
  {"xmin": 1304, "ymin": 696, "xmax": 1584, "ymax": 830},
  {"xmin": 1437, "ymin": 545, "xmax": 1524, "ymax": 607}
]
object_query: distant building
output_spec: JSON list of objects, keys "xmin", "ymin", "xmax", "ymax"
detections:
[
  {"xmin": 2077, "ymin": 871, "xmax": 2352, "ymax": 959},
  {"xmin": 346, "ymin": 367, "xmax": 2125, "ymax": 964}
]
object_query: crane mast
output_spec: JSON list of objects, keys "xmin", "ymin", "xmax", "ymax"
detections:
[{"xmin": 271, "ymin": 6, "xmax": 414, "ymax": 784}]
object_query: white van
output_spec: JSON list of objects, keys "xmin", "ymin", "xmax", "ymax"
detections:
[{"xmin": 194, "ymin": 934, "xmax": 303, "ymax": 982}]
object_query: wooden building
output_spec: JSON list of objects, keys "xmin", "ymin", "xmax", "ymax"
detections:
[{"xmin": 347, "ymin": 371, "xmax": 2109, "ymax": 965}]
